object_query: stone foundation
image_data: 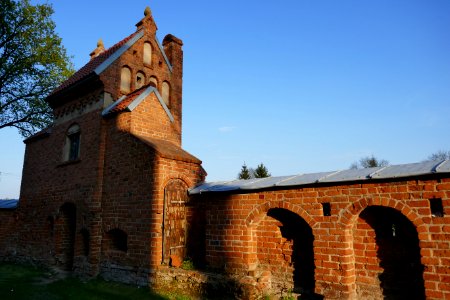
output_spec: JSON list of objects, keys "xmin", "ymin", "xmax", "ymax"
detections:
[{"xmin": 99, "ymin": 262, "xmax": 152, "ymax": 286}]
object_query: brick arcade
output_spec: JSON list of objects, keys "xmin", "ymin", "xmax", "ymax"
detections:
[{"xmin": 1, "ymin": 6, "xmax": 450, "ymax": 300}]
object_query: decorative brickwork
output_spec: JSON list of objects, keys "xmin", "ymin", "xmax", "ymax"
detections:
[
  {"xmin": 0, "ymin": 5, "xmax": 449, "ymax": 300},
  {"xmin": 0, "ymin": 5, "xmax": 203, "ymax": 287}
]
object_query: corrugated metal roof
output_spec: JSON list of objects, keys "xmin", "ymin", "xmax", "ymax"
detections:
[
  {"xmin": 189, "ymin": 160, "xmax": 450, "ymax": 195},
  {"xmin": 0, "ymin": 199, "xmax": 19, "ymax": 209}
]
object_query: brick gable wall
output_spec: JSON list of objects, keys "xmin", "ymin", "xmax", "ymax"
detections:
[
  {"xmin": 98, "ymin": 14, "xmax": 183, "ymax": 146},
  {"xmin": 129, "ymin": 92, "xmax": 180, "ymax": 145}
]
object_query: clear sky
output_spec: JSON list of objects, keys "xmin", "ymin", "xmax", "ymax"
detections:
[{"xmin": 1, "ymin": 0, "xmax": 450, "ymax": 198}]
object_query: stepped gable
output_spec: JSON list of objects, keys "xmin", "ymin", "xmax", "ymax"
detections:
[{"xmin": 49, "ymin": 30, "xmax": 141, "ymax": 97}]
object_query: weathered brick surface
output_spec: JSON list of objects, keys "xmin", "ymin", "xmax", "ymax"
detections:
[
  {"xmin": 0, "ymin": 6, "xmax": 203, "ymax": 286},
  {"xmin": 191, "ymin": 177, "xmax": 450, "ymax": 299},
  {"xmin": 2, "ymin": 6, "xmax": 450, "ymax": 300}
]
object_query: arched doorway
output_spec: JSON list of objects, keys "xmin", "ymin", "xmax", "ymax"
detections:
[
  {"xmin": 162, "ymin": 179, "xmax": 189, "ymax": 265},
  {"xmin": 255, "ymin": 208, "xmax": 315, "ymax": 297},
  {"xmin": 57, "ymin": 203, "xmax": 77, "ymax": 271},
  {"xmin": 353, "ymin": 206, "xmax": 425, "ymax": 299}
]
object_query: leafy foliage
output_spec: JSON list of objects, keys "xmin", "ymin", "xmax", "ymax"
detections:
[
  {"xmin": 427, "ymin": 150, "xmax": 450, "ymax": 161},
  {"xmin": 350, "ymin": 155, "xmax": 389, "ymax": 169},
  {"xmin": 0, "ymin": 0, "xmax": 74, "ymax": 137},
  {"xmin": 181, "ymin": 258, "xmax": 195, "ymax": 270}
]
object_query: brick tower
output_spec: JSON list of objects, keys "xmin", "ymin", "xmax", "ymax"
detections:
[{"xmin": 14, "ymin": 6, "xmax": 205, "ymax": 283}]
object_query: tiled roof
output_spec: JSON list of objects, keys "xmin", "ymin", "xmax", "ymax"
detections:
[
  {"xmin": 133, "ymin": 134, "xmax": 201, "ymax": 164},
  {"xmin": 50, "ymin": 31, "xmax": 142, "ymax": 96},
  {"xmin": 23, "ymin": 127, "xmax": 52, "ymax": 144},
  {"xmin": 108, "ymin": 85, "xmax": 149, "ymax": 114}
]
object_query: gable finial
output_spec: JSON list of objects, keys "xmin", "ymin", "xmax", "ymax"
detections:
[
  {"xmin": 90, "ymin": 38, "xmax": 105, "ymax": 60},
  {"xmin": 144, "ymin": 6, "xmax": 151, "ymax": 16}
]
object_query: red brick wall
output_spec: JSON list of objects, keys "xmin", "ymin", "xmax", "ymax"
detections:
[
  {"xmin": 192, "ymin": 176, "xmax": 450, "ymax": 299},
  {"xmin": 8, "ymin": 11, "xmax": 200, "ymax": 284},
  {"xmin": 100, "ymin": 119, "xmax": 157, "ymax": 280},
  {"xmin": 130, "ymin": 93, "xmax": 180, "ymax": 145},
  {"xmin": 15, "ymin": 89, "xmax": 105, "ymax": 270},
  {"xmin": 94, "ymin": 104, "xmax": 202, "ymax": 280},
  {"xmin": 99, "ymin": 14, "xmax": 183, "ymax": 146}
]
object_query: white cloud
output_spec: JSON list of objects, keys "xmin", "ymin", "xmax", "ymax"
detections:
[{"xmin": 218, "ymin": 126, "xmax": 236, "ymax": 133}]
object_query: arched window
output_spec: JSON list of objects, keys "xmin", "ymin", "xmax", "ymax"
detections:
[
  {"xmin": 143, "ymin": 42, "xmax": 152, "ymax": 66},
  {"xmin": 148, "ymin": 76, "xmax": 158, "ymax": 88},
  {"xmin": 120, "ymin": 66, "xmax": 131, "ymax": 93},
  {"xmin": 63, "ymin": 124, "xmax": 80, "ymax": 161},
  {"xmin": 136, "ymin": 71, "xmax": 146, "ymax": 89},
  {"xmin": 161, "ymin": 81, "xmax": 170, "ymax": 107},
  {"xmin": 107, "ymin": 229, "xmax": 128, "ymax": 252}
]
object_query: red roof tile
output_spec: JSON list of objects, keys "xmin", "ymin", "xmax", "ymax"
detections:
[
  {"xmin": 50, "ymin": 31, "xmax": 141, "ymax": 97},
  {"xmin": 109, "ymin": 84, "xmax": 151, "ymax": 114}
]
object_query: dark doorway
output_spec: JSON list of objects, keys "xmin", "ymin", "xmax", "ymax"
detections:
[
  {"xmin": 359, "ymin": 206, "xmax": 425, "ymax": 300},
  {"xmin": 59, "ymin": 203, "xmax": 76, "ymax": 271},
  {"xmin": 257, "ymin": 208, "xmax": 316, "ymax": 297}
]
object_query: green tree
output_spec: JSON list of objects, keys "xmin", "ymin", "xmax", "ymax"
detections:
[
  {"xmin": 238, "ymin": 163, "xmax": 252, "ymax": 179},
  {"xmin": 0, "ymin": 0, "xmax": 74, "ymax": 137},
  {"xmin": 427, "ymin": 150, "xmax": 450, "ymax": 161},
  {"xmin": 253, "ymin": 163, "xmax": 271, "ymax": 178},
  {"xmin": 350, "ymin": 155, "xmax": 389, "ymax": 169}
]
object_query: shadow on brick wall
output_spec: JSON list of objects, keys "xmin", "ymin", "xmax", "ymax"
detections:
[{"xmin": 360, "ymin": 206, "xmax": 425, "ymax": 300}]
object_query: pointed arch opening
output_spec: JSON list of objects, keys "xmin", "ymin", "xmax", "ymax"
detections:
[{"xmin": 353, "ymin": 206, "xmax": 425, "ymax": 299}]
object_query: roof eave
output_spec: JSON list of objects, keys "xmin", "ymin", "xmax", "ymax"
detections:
[{"xmin": 46, "ymin": 73, "xmax": 100, "ymax": 108}]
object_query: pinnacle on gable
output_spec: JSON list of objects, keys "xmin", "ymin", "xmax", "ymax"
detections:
[
  {"xmin": 136, "ymin": 5, "xmax": 157, "ymax": 32},
  {"xmin": 144, "ymin": 6, "xmax": 151, "ymax": 17},
  {"xmin": 89, "ymin": 38, "xmax": 105, "ymax": 60}
]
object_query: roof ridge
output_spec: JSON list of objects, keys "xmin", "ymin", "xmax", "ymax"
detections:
[
  {"xmin": 368, "ymin": 166, "xmax": 388, "ymax": 179},
  {"xmin": 317, "ymin": 170, "xmax": 341, "ymax": 183},
  {"xmin": 433, "ymin": 159, "xmax": 448, "ymax": 172}
]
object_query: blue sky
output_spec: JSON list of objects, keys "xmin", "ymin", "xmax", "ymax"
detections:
[{"xmin": 1, "ymin": 0, "xmax": 450, "ymax": 198}]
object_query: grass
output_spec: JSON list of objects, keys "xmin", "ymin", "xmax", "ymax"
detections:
[{"xmin": 0, "ymin": 263, "xmax": 188, "ymax": 300}]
